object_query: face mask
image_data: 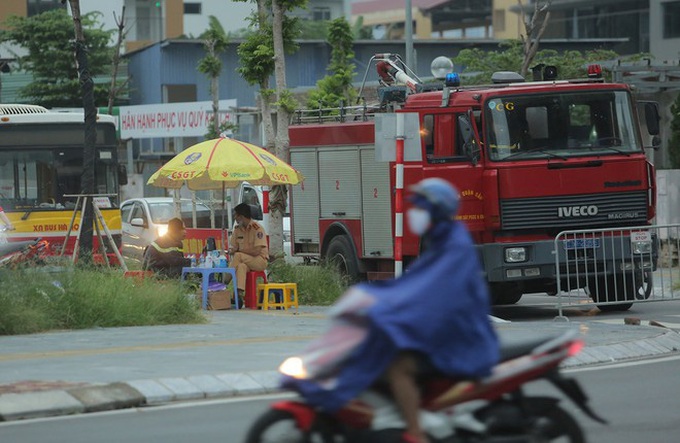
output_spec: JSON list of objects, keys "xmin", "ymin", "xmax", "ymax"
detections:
[{"xmin": 407, "ymin": 208, "xmax": 431, "ymax": 236}]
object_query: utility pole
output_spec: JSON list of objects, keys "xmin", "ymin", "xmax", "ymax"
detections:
[{"xmin": 405, "ymin": 0, "xmax": 414, "ymax": 70}]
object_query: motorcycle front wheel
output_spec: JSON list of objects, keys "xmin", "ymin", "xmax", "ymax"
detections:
[
  {"xmin": 244, "ymin": 408, "xmax": 346, "ymax": 443},
  {"xmin": 479, "ymin": 399, "xmax": 585, "ymax": 443},
  {"xmin": 527, "ymin": 404, "xmax": 585, "ymax": 443}
]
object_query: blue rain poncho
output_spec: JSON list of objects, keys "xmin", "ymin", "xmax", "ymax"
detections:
[{"xmin": 281, "ymin": 220, "xmax": 499, "ymax": 412}]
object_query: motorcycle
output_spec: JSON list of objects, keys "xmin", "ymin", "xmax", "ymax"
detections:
[
  {"xmin": 0, "ymin": 226, "xmax": 50, "ymax": 269},
  {"xmin": 245, "ymin": 289, "xmax": 606, "ymax": 443}
]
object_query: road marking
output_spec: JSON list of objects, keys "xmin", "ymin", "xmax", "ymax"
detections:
[{"xmin": 0, "ymin": 335, "xmax": 317, "ymax": 363}]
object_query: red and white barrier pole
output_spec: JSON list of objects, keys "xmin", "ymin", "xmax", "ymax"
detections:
[
  {"xmin": 262, "ymin": 186, "xmax": 270, "ymax": 250},
  {"xmin": 394, "ymin": 113, "xmax": 405, "ymax": 277}
]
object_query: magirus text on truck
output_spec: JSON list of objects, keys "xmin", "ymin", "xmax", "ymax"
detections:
[{"xmin": 288, "ymin": 54, "xmax": 662, "ymax": 310}]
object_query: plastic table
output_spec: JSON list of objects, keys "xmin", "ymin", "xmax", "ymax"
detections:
[{"xmin": 181, "ymin": 267, "xmax": 239, "ymax": 310}]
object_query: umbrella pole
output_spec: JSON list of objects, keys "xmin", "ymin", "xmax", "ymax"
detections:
[
  {"xmin": 221, "ymin": 182, "xmax": 226, "ymax": 253},
  {"xmin": 191, "ymin": 191, "xmax": 197, "ymax": 228},
  {"xmin": 173, "ymin": 189, "xmax": 181, "ymax": 218}
]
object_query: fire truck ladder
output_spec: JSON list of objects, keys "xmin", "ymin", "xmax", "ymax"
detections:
[{"xmin": 61, "ymin": 194, "xmax": 128, "ymax": 271}]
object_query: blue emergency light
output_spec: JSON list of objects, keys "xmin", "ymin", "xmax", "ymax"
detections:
[{"xmin": 445, "ymin": 73, "xmax": 460, "ymax": 87}]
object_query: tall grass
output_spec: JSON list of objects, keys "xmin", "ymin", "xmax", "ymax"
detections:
[
  {"xmin": 267, "ymin": 260, "xmax": 349, "ymax": 305},
  {"xmin": 0, "ymin": 260, "xmax": 351, "ymax": 335},
  {"xmin": 0, "ymin": 267, "xmax": 206, "ymax": 335}
]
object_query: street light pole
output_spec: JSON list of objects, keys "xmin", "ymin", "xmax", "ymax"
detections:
[{"xmin": 405, "ymin": 0, "xmax": 414, "ymax": 70}]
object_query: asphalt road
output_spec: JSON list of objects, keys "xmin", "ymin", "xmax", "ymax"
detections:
[
  {"xmin": 494, "ymin": 294, "xmax": 680, "ymax": 331},
  {"xmin": 2, "ymin": 355, "xmax": 679, "ymax": 443}
]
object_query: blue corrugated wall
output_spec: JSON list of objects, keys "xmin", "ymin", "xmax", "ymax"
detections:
[{"xmin": 125, "ymin": 38, "xmax": 623, "ymax": 108}]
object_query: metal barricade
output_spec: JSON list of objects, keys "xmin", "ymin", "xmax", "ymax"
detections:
[{"xmin": 554, "ymin": 224, "xmax": 680, "ymax": 317}]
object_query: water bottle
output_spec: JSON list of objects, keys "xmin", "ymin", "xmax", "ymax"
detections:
[
  {"xmin": 199, "ymin": 254, "xmax": 206, "ymax": 267},
  {"xmin": 190, "ymin": 254, "xmax": 197, "ymax": 268},
  {"xmin": 205, "ymin": 253, "xmax": 213, "ymax": 268},
  {"xmin": 218, "ymin": 252, "xmax": 227, "ymax": 268}
]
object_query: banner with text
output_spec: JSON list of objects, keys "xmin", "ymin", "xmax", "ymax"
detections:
[{"xmin": 118, "ymin": 99, "xmax": 237, "ymax": 139}]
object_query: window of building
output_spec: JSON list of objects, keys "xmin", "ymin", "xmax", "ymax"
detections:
[
  {"xmin": 26, "ymin": 0, "xmax": 63, "ymax": 17},
  {"xmin": 312, "ymin": 7, "xmax": 331, "ymax": 21},
  {"xmin": 493, "ymin": 9, "xmax": 505, "ymax": 33},
  {"xmin": 184, "ymin": 2, "xmax": 202, "ymax": 14},
  {"xmin": 135, "ymin": 3, "xmax": 163, "ymax": 42},
  {"xmin": 663, "ymin": 1, "xmax": 680, "ymax": 38}
]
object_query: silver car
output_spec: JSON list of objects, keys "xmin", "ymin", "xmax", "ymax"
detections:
[
  {"xmin": 120, "ymin": 197, "xmax": 216, "ymax": 263},
  {"xmin": 120, "ymin": 196, "xmax": 297, "ymax": 264}
]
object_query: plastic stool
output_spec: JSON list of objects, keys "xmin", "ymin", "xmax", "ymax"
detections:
[
  {"xmin": 256, "ymin": 283, "xmax": 299, "ymax": 311},
  {"xmin": 245, "ymin": 270, "xmax": 268, "ymax": 309}
]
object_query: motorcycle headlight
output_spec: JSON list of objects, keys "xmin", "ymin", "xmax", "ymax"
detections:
[{"xmin": 279, "ymin": 357, "xmax": 307, "ymax": 379}]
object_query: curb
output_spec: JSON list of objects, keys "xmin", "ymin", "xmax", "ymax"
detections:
[
  {"xmin": 1, "ymin": 330, "xmax": 680, "ymax": 422},
  {"xmin": 561, "ymin": 328, "xmax": 680, "ymax": 367}
]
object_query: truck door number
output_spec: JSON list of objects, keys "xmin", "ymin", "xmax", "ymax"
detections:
[
  {"xmin": 336, "ymin": 180, "xmax": 340, "ymax": 190},
  {"xmin": 374, "ymin": 188, "xmax": 378, "ymax": 198}
]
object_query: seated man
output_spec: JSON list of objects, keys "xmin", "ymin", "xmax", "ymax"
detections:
[
  {"xmin": 228, "ymin": 203, "xmax": 268, "ymax": 303},
  {"xmin": 142, "ymin": 217, "xmax": 191, "ymax": 278}
]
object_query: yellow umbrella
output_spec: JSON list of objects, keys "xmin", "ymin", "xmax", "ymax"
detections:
[
  {"xmin": 147, "ymin": 137, "xmax": 304, "ymax": 251},
  {"xmin": 147, "ymin": 137, "xmax": 304, "ymax": 190}
]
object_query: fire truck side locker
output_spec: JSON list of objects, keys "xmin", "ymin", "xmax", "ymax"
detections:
[
  {"xmin": 290, "ymin": 149, "xmax": 320, "ymax": 253},
  {"xmin": 360, "ymin": 147, "xmax": 392, "ymax": 258},
  {"xmin": 290, "ymin": 144, "xmax": 393, "ymax": 263}
]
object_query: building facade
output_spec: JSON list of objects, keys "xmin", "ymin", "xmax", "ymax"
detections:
[{"xmin": 348, "ymin": 0, "xmax": 680, "ymax": 61}]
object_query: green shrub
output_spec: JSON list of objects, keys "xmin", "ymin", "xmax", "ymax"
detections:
[{"xmin": 267, "ymin": 260, "xmax": 349, "ymax": 305}]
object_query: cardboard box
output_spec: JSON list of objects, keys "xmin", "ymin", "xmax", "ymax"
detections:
[
  {"xmin": 208, "ymin": 289, "xmax": 232, "ymax": 310},
  {"xmin": 196, "ymin": 290, "xmax": 232, "ymax": 310}
]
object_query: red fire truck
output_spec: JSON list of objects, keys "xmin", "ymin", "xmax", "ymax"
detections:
[{"xmin": 288, "ymin": 54, "xmax": 661, "ymax": 308}]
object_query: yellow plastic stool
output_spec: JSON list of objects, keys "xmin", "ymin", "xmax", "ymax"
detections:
[{"xmin": 256, "ymin": 283, "xmax": 299, "ymax": 311}]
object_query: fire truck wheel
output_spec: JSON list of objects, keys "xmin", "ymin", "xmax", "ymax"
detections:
[
  {"xmin": 588, "ymin": 275, "xmax": 635, "ymax": 311},
  {"xmin": 489, "ymin": 284, "xmax": 522, "ymax": 305},
  {"xmin": 326, "ymin": 235, "xmax": 360, "ymax": 282}
]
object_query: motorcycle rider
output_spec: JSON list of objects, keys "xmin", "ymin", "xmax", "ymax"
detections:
[{"xmin": 282, "ymin": 178, "xmax": 499, "ymax": 443}]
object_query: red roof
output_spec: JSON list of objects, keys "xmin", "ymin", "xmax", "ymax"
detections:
[{"xmin": 352, "ymin": 0, "xmax": 451, "ymax": 15}]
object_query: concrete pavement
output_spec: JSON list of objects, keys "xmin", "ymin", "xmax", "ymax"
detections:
[{"xmin": 1, "ymin": 306, "xmax": 679, "ymax": 422}]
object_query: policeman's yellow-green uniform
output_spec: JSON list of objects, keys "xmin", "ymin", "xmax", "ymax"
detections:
[{"xmin": 229, "ymin": 220, "xmax": 268, "ymax": 291}]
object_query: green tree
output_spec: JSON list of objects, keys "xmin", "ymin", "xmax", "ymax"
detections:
[
  {"xmin": 517, "ymin": 0, "xmax": 552, "ymax": 76},
  {"xmin": 454, "ymin": 40, "xmax": 620, "ymax": 84},
  {"xmin": 668, "ymin": 93, "xmax": 680, "ymax": 168},
  {"xmin": 197, "ymin": 16, "xmax": 229, "ymax": 137},
  {"xmin": 0, "ymin": 8, "xmax": 115, "ymax": 108},
  {"xmin": 236, "ymin": 0, "xmax": 303, "ymax": 259},
  {"xmin": 269, "ymin": 0, "xmax": 307, "ymax": 260},
  {"xmin": 237, "ymin": 3, "xmax": 299, "ymax": 152},
  {"xmin": 306, "ymin": 18, "xmax": 356, "ymax": 111}
]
